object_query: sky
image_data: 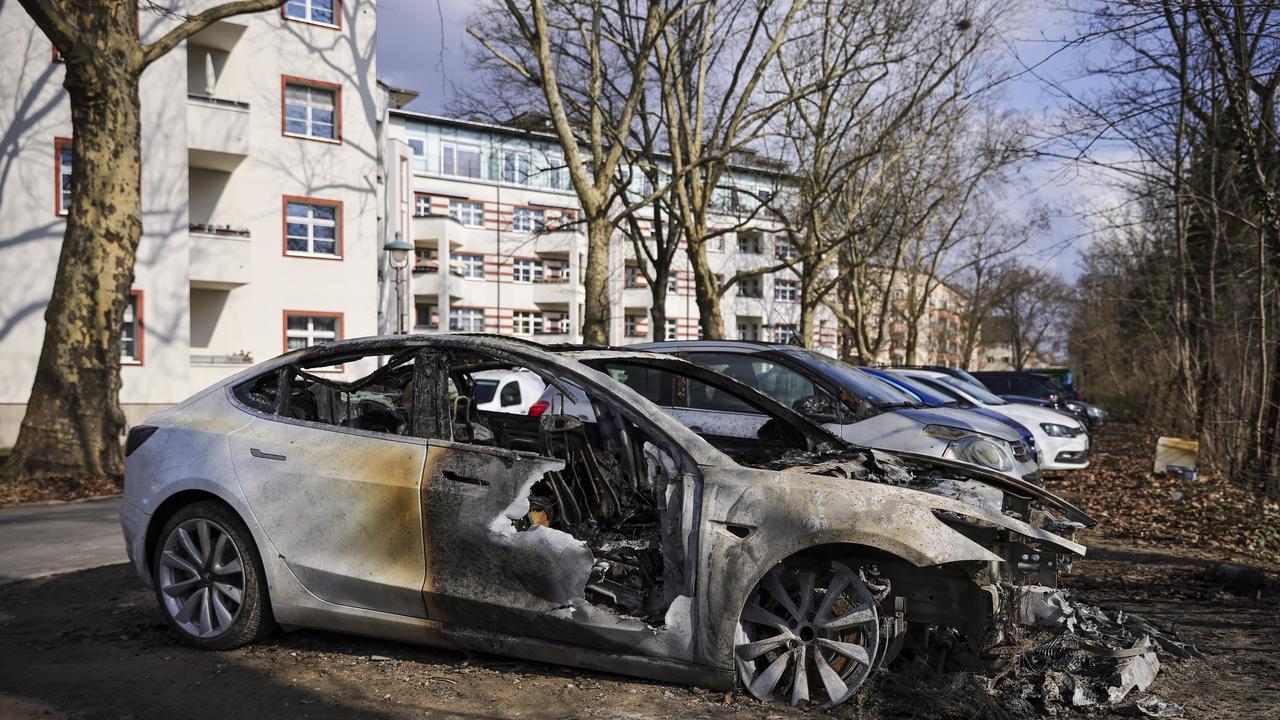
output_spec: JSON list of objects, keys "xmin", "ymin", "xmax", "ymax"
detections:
[{"xmin": 375, "ymin": 1, "xmax": 1121, "ymax": 282}]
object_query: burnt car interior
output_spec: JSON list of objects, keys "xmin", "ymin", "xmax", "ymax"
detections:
[
  {"xmin": 435, "ymin": 349, "xmax": 685, "ymax": 622},
  {"xmin": 234, "ymin": 346, "xmax": 690, "ymax": 623},
  {"xmin": 582, "ymin": 358, "xmax": 829, "ymax": 468}
]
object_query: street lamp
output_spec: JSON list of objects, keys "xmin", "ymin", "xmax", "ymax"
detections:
[{"xmin": 384, "ymin": 231, "xmax": 414, "ymax": 334}]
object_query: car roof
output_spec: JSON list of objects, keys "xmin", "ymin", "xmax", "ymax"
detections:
[
  {"xmin": 632, "ymin": 340, "xmax": 796, "ymax": 353},
  {"xmin": 198, "ymin": 333, "xmax": 732, "ymax": 469}
]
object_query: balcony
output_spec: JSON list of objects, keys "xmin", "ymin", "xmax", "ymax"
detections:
[
  {"xmin": 532, "ymin": 275, "xmax": 576, "ymax": 305},
  {"xmin": 188, "ymin": 94, "xmax": 250, "ymax": 171},
  {"xmin": 189, "ymin": 226, "xmax": 251, "ymax": 289}
]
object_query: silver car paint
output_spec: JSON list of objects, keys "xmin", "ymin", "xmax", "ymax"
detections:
[{"xmin": 123, "ymin": 334, "xmax": 1085, "ymax": 693}]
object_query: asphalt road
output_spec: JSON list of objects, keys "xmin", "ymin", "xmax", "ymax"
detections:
[{"xmin": 0, "ymin": 497, "xmax": 126, "ymax": 585}]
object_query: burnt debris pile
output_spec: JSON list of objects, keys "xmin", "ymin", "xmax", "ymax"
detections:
[{"xmin": 878, "ymin": 589, "xmax": 1202, "ymax": 718}]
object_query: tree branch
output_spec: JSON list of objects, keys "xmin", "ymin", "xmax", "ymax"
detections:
[{"xmin": 140, "ymin": 0, "xmax": 286, "ymax": 69}]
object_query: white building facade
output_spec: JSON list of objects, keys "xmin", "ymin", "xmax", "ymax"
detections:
[
  {"xmin": 0, "ymin": 1, "xmax": 379, "ymax": 447},
  {"xmin": 380, "ymin": 110, "xmax": 839, "ymax": 351}
]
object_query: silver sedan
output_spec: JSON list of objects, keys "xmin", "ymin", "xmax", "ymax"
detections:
[{"xmin": 120, "ymin": 334, "xmax": 1089, "ymax": 708}]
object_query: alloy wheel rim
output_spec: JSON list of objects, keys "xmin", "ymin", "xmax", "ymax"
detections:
[
  {"xmin": 735, "ymin": 561, "xmax": 880, "ymax": 708},
  {"xmin": 158, "ymin": 518, "xmax": 245, "ymax": 639}
]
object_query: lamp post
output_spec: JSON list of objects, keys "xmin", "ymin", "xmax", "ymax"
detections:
[{"xmin": 383, "ymin": 231, "xmax": 414, "ymax": 334}]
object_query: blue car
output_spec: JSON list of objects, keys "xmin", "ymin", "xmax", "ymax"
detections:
[{"xmin": 862, "ymin": 368, "xmax": 1040, "ymax": 465}]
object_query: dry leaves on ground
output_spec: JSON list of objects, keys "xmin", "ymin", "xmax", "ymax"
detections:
[
  {"xmin": 0, "ymin": 474, "xmax": 121, "ymax": 508},
  {"xmin": 1046, "ymin": 424, "xmax": 1280, "ymax": 565}
]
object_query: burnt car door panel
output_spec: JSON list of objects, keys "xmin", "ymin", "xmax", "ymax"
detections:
[
  {"xmin": 416, "ymin": 348, "xmax": 701, "ymax": 660},
  {"xmin": 227, "ymin": 354, "xmax": 429, "ymax": 619},
  {"xmin": 228, "ymin": 419, "xmax": 428, "ymax": 618}
]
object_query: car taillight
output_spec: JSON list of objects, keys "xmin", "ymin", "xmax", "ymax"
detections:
[
  {"xmin": 528, "ymin": 401, "xmax": 550, "ymax": 417},
  {"xmin": 125, "ymin": 425, "xmax": 159, "ymax": 456}
]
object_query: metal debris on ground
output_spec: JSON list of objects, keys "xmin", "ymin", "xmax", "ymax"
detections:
[{"xmin": 979, "ymin": 589, "xmax": 1201, "ymax": 713}]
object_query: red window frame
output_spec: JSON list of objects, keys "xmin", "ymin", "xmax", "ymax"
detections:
[
  {"xmin": 281, "ymin": 76, "xmax": 343, "ymax": 144},
  {"xmin": 414, "ymin": 192, "xmax": 432, "ymax": 217},
  {"xmin": 122, "ymin": 289, "xmax": 145, "ymax": 366},
  {"xmin": 280, "ymin": 0, "xmax": 343, "ymax": 30},
  {"xmin": 282, "ymin": 310, "xmax": 345, "ymax": 362},
  {"xmin": 54, "ymin": 136, "xmax": 72, "ymax": 217},
  {"xmin": 282, "ymin": 195, "xmax": 344, "ymax": 260}
]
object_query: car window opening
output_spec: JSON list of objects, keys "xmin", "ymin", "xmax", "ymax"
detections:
[{"xmin": 442, "ymin": 350, "xmax": 686, "ymax": 624}]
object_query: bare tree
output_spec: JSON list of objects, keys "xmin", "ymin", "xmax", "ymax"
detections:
[
  {"xmin": 468, "ymin": 0, "xmax": 678, "ymax": 344},
  {"xmin": 656, "ymin": 0, "xmax": 809, "ymax": 339},
  {"xmin": 773, "ymin": 0, "xmax": 1010, "ymax": 353},
  {"xmin": 2, "ymin": 0, "xmax": 286, "ymax": 483},
  {"xmin": 993, "ymin": 264, "xmax": 1070, "ymax": 370}
]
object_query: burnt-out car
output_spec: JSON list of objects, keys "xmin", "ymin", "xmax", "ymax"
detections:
[{"xmin": 120, "ymin": 335, "xmax": 1090, "ymax": 708}]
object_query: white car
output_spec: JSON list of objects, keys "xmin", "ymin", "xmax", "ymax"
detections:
[
  {"xmin": 890, "ymin": 369, "xmax": 1090, "ymax": 471},
  {"xmin": 469, "ymin": 369, "xmax": 545, "ymax": 415}
]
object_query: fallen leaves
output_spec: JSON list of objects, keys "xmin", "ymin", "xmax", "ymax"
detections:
[{"xmin": 1047, "ymin": 424, "xmax": 1280, "ymax": 565}]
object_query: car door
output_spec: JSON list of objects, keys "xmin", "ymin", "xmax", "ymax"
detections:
[
  {"xmin": 415, "ymin": 349, "xmax": 697, "ymax": 656},
  {"xmin": 228, "ymin": 359, "xmax": 429, "ymax": 619}
]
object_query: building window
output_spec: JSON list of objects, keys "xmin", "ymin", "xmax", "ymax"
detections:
[
  {"xmin": 664, "ymin": 320, "xmax": 678, "ymax": 341},
  {"xmin": 738, "ymin": 230, "xmax": 762, "ymax": 254},
  {"xmin": 453, "ymin": 253, "xmax": 485, "ymax": 278},
  {"xmin": 625, "ymin": 266, "xmax": 643, "ymax": 289},
  {"xmin": 512, "ymin": 311, "xmax": 542, "ymax": 336},
  {"xmin": 625, "ymin": 315, "xmax": 643, "ymax": 337},
  {"xmin": 414, "ymin": 193, "xmax": 432, "ymax": 217},
  {"xmin": 448, "ymin": 200, "xmax": 485, "ymax": 227},
  {"xmin": 414, "ymin": 302, "xmax": 435, "ymax": 329},
  {"xmin": 285, "ymin": 312, "xmax": 341, "ymax": 351},
  {"xmin": 512, "ymin": 258, "xmax": 542, "ymax": 283},
  {"xmin": 774, "ymin": 279, "xmax": 798, "ymax": 302},
  {"xmin": 546, "ymin": 154, "xmax": 565, "ymax": 189},
  {"xmin": 283, "ymin": 79, "xmax": 339, "ymax": 142},
  {"xmin": 739, "ymin": 276, "xmax": 762, "ymax": 298},
  {"xmin": 512, "ymin": 207, "xmax": 545, "ymax": 233},
  {"xmin": 284, "ymin": 0, "xmax": 338, "ymax": 26},
  {"xmin": 54, "ymin": 137, "xmax": 73, "ymax": 216},
  {"xmin": 121, "ymin": 290, "xmax": 143, "ymax": 364},
  {"xmin": 774, "ymin": 324, "xmax": 798, "ymax": 344},
  {"xmin": 774, "ymin": 237, "xmax": 798, "ymax": 261},
  {"xmin": 559, "ymin": 210, "xmax": 577, "ymax": 227},
  {"xmin": 442, "ymin": 141, "xmax": 482, "ymax": 178},
  {"xmin": 503, "ymin": 150, "xmax": 531, "ymax": 184},
  {"xmin": 284, "ymin": 197, "xmax": 341, "ymax": 257},
  {"xmin": 667, "ymin": 273, "xmax": 679, "ymax": 294},
  {"xmin": 450, "ymin": 307, "xmax": 485, "ymax": 332},
  {"xmin": 737, "ymin": 322, "xmax": 760, "ymax": 341}
]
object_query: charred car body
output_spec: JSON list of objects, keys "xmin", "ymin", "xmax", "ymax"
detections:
[{"xmin": 120, "ymin": 335, "xmax": 1091, "ymax": 708}]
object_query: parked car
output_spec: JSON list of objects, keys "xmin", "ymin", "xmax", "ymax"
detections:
[
  {"xmin": 470, "ymin": 368, "xmax": 546, "ymax": 415},
  {"xmin": 889, "ymin": 369, "xmax": 1091, "ymax": 470},
  {"xmin": 634, "ymin": 341, "xmax": 1041, "ymax": 483},
  {"xmin": 860, "ymin": 367, "xmax": 1041, "ymax": 464},
  {"xmin": 970, "ymin": 371, "xmax": 1105, "ymax": 429},
  {"xmin": 121, "ymin": 334, "xmax": 1089, "ymax": 709}
]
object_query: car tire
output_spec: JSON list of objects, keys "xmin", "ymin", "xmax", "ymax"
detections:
[
  {"xmin": 735, "ymin": 560, "xmax": 881, "ymax": 708},
  {"xmin": 152, "ymin": 500, "xmax": 275, "ymax": 650}
]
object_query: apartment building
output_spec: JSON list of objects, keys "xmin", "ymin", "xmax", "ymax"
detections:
[
  {"xmin": 380, "ymin": 110, "xmax": 839, "ymax": 351},
  {"xmin": 0, "ymin": 1, "xmax": 378, "ymax": 446},
  {"xmin": 852, "ymin": 269, "xmax": 971, "ymax": 368}
]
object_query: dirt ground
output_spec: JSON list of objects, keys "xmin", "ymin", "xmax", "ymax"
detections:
[{"xmin": 2, "ymin": 425, "xmax": 1279, "ymax": 719}]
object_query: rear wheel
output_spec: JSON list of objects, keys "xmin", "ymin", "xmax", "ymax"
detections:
[
  {"xmin": 735, "ymin": 561, "xmax": 881, "ymax": 708},
  {"xmin": 152, "ymin": 501, "xmax": 274, "ymax": 650}
]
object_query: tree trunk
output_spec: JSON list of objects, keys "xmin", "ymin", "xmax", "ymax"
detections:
[
  {"xmin": 687, "ymin": 235, "xmax": 724, "ymax": 339},
  {"xmin": 581, "ymin": 216, "xmax": 612, "ymax": 345},
  {"xmin": 649, "ymin": 269, "xmax": 669, "ymax": 342},
  {"xmin": 3, "ymin": 63, "xmax": 142, "ymax": 481}
]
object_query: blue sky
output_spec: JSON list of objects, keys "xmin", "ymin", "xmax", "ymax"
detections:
[{"xmin": 376, "ymin": 1, "xmax": 1115, "ymax": 281}]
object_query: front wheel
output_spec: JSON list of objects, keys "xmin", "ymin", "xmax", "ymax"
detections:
[
  {"xmin": 152, "ymin": 501, "xmax": 275, "ymax": 650},
  {"xmin": 735, "ymin": 561, "xmax": 881, "ymax": 708}
]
